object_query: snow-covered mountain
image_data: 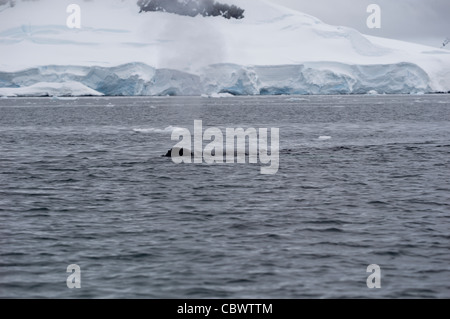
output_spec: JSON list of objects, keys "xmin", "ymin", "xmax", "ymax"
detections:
[{"xmin": 0, "ymin": 0, "xmax": 449, "ymax": 96}]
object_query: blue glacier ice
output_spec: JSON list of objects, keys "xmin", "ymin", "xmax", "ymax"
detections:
[{"xmin": 0, "ymin": 61, "xmax": 432, "ymax": 97}]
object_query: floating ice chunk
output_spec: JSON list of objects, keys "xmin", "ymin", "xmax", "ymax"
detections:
[{"xmin": 208, "ymin": 93, "xmax": 235, "ymax": 98}]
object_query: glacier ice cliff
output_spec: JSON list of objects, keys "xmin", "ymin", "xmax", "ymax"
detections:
[
  {"xmin": 1, "ymin": 0, "xmax": 448, "ymax": 96},
  {"xmin": 0, "ymin": 61, "xmax": 433, "ymax": 97}
]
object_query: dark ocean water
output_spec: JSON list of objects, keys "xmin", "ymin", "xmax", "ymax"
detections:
[{"xmin": 0, "ymin": 95, "xmax": 449, "ymax": 298}]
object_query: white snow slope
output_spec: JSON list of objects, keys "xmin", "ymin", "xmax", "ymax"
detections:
[{"xmin": 0, "ymin": 0, "xmax": 449, "ymax": 96}]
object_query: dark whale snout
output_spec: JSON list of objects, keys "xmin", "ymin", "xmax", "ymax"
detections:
[
  {"xmin": 163, "ymin": 148, "xmax": 194, "ymax": 157},
  {"xmin": 163, "ymin": 148, "xmax": 253, "ymax": 157}
]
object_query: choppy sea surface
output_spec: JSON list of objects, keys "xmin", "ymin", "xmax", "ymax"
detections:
[{"xmin": 0, "ymin": 95, "xmax": 449, "ymax": 298}]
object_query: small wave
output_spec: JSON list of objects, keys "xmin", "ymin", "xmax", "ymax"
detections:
[
  {"xmin": 133, "ymin": 126, "xmax": 184, "ymax": 134},
  {"xmin": 285, "ymin": 97, "xmax": 309, "ymax": 102},
  {"xmin": 51, "ymin": 96, "xmax": 78, "ymax": 101}
]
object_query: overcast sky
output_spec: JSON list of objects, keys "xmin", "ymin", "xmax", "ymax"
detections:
[{"xmin": 278, "ymin": 0, "xmax": 450, "ymax": 48}]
